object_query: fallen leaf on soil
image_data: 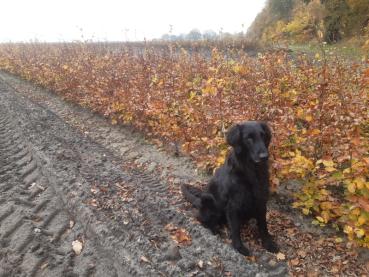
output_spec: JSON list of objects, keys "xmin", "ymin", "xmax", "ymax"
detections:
[
  {"xmin": 164, "ymin": 223, "xmax": 192, "ymax": 245},
  {"xmin": 172, "ymin": 229, "xmax": 191, "ymax": 245},
  {"xmin": 88, "ymin": 199, "xmax": 98, "ymax": 207},
  {"xmin": 140, "ymin": 256, "xmax": 150, "ymax": 263},
  {"xmin": 307, "ymin": 270, "xmax": 319, "ymax": 277},
  {"xmin": 276, "ymin": 252, "xmax": 286, "ymax": 261},
  {"xmin": 287, "ymin": 228, "xmax": 295, "ymax": 236},
  {"xmin": 290, "ymin": 258, "xmax": 299, "ymax": 266},
  {"xmin": 246, "ymin": 255, "xmax": 256, "ymax": 262},
  {"xmin": 72, "ymin": 240, "xmax": 83, "ymax": 255},
  {"xmin": 29, "ymin": 183, "xmax": 37, "ymax": 189},
  {"xmin": 198, "ymin": 260, "xmax": 204, "ymax": 268},
  {"xmin": 297, "ymin": 250, "xmax": 307, "ymax": 258}
]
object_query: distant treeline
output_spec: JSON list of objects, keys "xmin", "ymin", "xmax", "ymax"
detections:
[{"xmin": 158, "ymin": 29, "xmax": 247, "ymax": 42}]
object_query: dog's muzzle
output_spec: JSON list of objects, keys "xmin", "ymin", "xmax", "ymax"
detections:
[
  {"xmin": 253, "ymin": 152, "xmax": 268, "ymax": 163},
  {"xmin": 259, "ymin": 152, "xmax": 268, "ymax": 160}
]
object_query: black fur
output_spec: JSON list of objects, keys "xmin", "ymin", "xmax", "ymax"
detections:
[{"xmin": 181, "ymin": 121, "xmax": 279, "ymax": 256}]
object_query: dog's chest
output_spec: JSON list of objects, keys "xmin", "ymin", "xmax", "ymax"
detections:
[{"xmin": 230, "ymin": 176, "xmax": 268, "ymax": 207}]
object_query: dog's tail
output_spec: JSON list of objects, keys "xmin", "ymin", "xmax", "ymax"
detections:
[{"xmin": 181, "ymin": 184, "xmax": 203, "ymax": 209}]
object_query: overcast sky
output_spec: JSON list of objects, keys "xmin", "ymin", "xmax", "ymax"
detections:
[{"xmin": 0, "ymin": 0, "xmax": 266, "ymax": 42}]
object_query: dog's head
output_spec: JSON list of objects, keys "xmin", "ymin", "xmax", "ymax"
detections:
[{"xmin": 226, "ymin": 121, "xmax": 271, "ymax": 163}]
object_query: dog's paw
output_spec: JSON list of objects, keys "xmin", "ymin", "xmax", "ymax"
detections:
[
  {"xmin": 262, "ymin": 239, "xmax": 279, "ymax": 253},
  {"xmin": 234, "ymin": 244, "xmax": 250, "ymax": 256},
  {"xmin": 210, "ymin": 227, "xmax": 220, "ymax": 235}
]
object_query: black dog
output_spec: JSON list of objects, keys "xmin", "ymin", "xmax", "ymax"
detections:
[{"xmin": 181, "ymin": 121, "xmax": 279, "ymax": 256}]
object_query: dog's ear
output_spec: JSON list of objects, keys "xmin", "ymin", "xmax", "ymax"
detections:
[
  {"xmin": 259, "ymin": 121, "xmax": 272, "ymax": 147},
  {"xmin": 226, "ymin": 124, "xmax": 241, "ymax": 147}
]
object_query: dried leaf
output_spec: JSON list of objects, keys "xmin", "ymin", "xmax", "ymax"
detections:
[
  {"xmin": 165, "ymin": 223, "xmax": 192, "ymax": 245},
  {"xmin": 290, "ymin": 258, "xmax": 299, "ymax": 266},
  {"xmin": 140, "ymin": 256, "xmax": 150, "ymax": 263},
  {"xmin": 276, "ymin": 252, "xmax": 286, "ymax": 261},
  {"xmin": 297, "ymin": 250, "xmax": 307, "ymax": 258},
  {"xmin": 72, "ymin": 240, "xmax": 83, "ymax": 255},
  {"xmin": 198, "ymin": 260, "xmax": 204, "ymax": 268}
]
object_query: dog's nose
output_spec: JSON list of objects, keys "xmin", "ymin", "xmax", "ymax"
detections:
[{"xmin": 259, "ymin": 152, "xmax": 268, "ymax": 160}]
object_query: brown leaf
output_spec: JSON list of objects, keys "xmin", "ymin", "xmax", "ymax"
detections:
[
  {"xmin": 307, "ymin": 270, "xmax": 319, "ymax": 277},
  {"xmin": 290, "ymin": 258, "xmax": 300, "ymax": 266},
  {"xmin": 276, "ymin": 252, "xmax": 286, "ymax": 261},
  {"xmin": 198, "ymin": 260, "xmax": 204, "ymax": 268},
  {"xmin": 140, "ymin": 256, "xmax": 150, "ymax": 263},
  {"xmin": 330, "ymin": 265, "xmax": 339, "ymax": 273},
  {"xmin": 172, "ymin": 228, "xmax": 192, "ymax": 245},
  {"xmin": 165, "ymin": 223, "xmax": 192, "ymax": 245},
  {"xmin": 297, "ymin": 250, "xmax": 307, "ymax": 258},
  {"xmin": 246, "ymin": 255, "xmax": 256, "ymax": 262}
]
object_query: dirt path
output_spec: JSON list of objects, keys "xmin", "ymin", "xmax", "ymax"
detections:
[{"xmin": 0, "ymin": 73, "xmax": 289, "ymax": 276}]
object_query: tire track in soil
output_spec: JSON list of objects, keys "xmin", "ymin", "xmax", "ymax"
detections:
[
  {"xmin": 0, "ymin": 74, "xmax": 288, "ymax": 276},
  {"xmin": 0, "ymin": 105, "xmax": 100, "ymax": 277}
]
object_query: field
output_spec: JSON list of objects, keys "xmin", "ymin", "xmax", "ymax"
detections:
[{"xmin": 0, "ymin": 40, "xmax": 368, "ymax": 249}]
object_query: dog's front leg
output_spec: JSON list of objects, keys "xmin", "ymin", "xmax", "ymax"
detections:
[
  {"xmin": 226, "ymin": 210, "xmax": 250, "ymax": 256},
  {"xmin": 255, "ymin": 205, "xmax": 279, "ymax": 253}
]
